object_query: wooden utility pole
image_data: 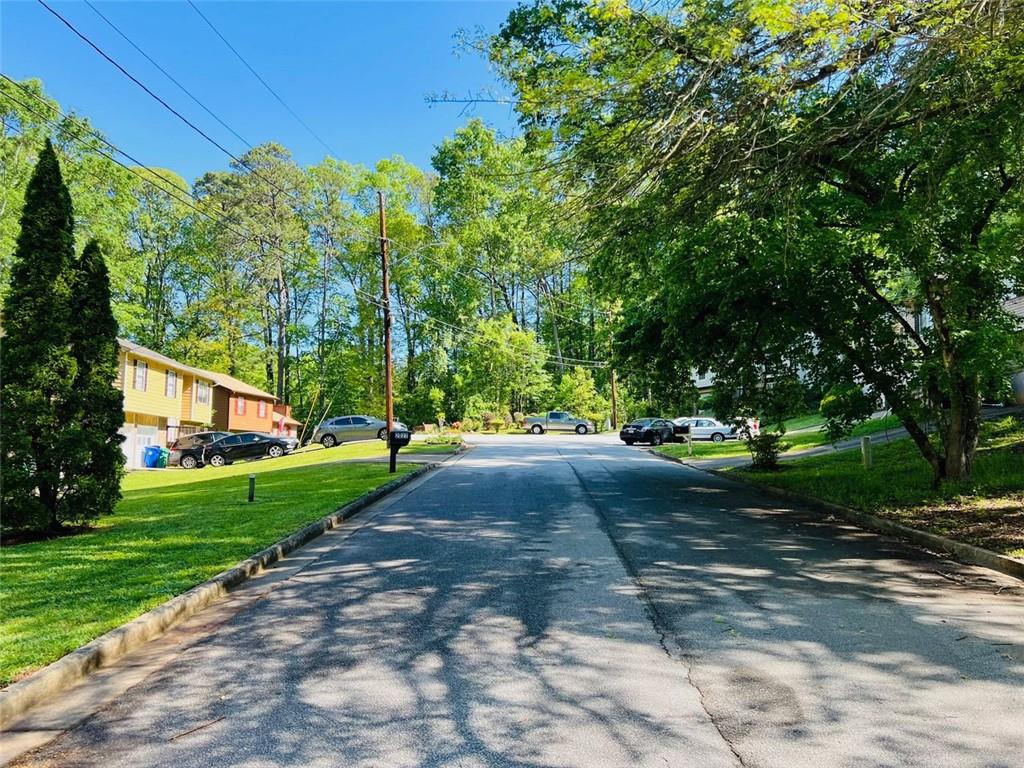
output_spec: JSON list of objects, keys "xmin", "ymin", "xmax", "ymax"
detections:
[
  {"xmin": 610, "ymin": 368, "xmax": 619, "ymax": 429},
  {"xmin": 606, "ymin": 310, "xmax": 619, "ymax": 429},
  {"xmin": 378, "ymin": 191, "xmax": 394, "ymax": 455}
]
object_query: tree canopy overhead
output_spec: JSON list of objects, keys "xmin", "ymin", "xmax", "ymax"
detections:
[{"xmin": 489, "ymin": 0, "xmax": 1024, "ymax": 482}]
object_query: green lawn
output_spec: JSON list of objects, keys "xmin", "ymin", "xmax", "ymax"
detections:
[
  {"xmin": 655, "ymin": 415, "xmax": 904, "ymax": 461},
  {"xmin": 123, "ymin": 438, "xmax": 456, "ymax": 493},
  {"xmin": 738, "ymin": 416, "xmax": 1024, "ymax": 558},
  {"xmin": 778, "ymin": 413, "xmax": 827, "ymax": 432},
  {"xmin": 0, "ymin": 451, "xmax": 429, "ymax": 686}
]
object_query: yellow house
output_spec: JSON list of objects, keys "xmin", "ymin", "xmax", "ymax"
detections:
[{"xmin": 115, "ymin": 339, "xmax": 215, "ymax": 468}]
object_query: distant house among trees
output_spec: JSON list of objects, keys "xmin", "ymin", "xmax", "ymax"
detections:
[
  {"xmin": 116, "ymin": 339, "xmax": 216, "ymax": 469},
  {"xmin": 188, "ymin": 368, "xmax": 279, "ymax": 436},
  {"xmin": 116, "ymin": 340, "xmax": 299, "ymax": 468}
]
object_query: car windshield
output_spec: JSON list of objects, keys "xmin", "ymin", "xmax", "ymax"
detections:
[{"xmin": 630, "ymin": 418, "xmax": 656, "ymax": 426}]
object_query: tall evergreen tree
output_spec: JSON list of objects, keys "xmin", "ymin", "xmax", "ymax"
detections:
[
  {"xmin": 1, "ymin": 139, "xmax": 79, "ymax": 533},
  {"xmin": 65, "ymin": 239, "xmax": 125, "ymax": 520}
]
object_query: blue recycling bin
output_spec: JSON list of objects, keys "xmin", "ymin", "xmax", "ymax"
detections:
[{"xmin": 143, "ymin": 445, "xmax": 161, "ymax": 469}]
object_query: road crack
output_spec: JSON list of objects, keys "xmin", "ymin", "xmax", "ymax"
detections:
[{"xmin": 560, "ymin": 450, "xmax": 749, "ymax": 768}]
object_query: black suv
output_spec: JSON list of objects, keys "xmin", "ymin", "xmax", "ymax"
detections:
[{"xmin": 169, "ymin": 431, "xmax": 231, "ymax": 469}]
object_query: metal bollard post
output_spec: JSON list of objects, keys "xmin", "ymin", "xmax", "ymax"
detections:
[
  {"xmin": 248, "ymin": 474, "xmax": 256, "ymax": 502},
  {"xmin": 861, "ymin": 436, "xmax": 872, "ymax": 470}
]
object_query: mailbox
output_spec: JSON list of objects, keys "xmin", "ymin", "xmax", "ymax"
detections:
[
  {"xmin": 389, "ymin": 429, "xmax": 412, "ymax": 448},
  {"xmin": 673, "ymin": 423, "xmax": 691, "ymax": 437},
  {"xmin": 387, "ymin": 428, "xmax": 411, "ymax": 474}
]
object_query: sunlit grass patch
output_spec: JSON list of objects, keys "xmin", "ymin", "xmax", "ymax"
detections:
[
  {"xmin": 739, "ymin": 416, "xmax": 1024, "ymax": 557},
  {"xmin": 0, "ymin": 460, "xmax": 418, "ymax": 685}
]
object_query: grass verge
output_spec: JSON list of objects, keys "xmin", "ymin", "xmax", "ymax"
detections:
[
  {"xmin": 123, "ymin": 438, "xmax": 455, "ymax": 493},
  {"xmin": 0, "ymin": 459, "xmax": 418, "ymax": 686},
  {"xmin": 736, "ymin": 416, "xmax": 1024, "ymax": 559},
  {"xmin": 655, "ymin": 415, "xmax": 904, "ymax": 460}
]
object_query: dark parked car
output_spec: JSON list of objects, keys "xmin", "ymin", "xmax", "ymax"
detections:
[
  {"xmin": 619, "ymin": 418, "xmax": 676, "ymax": 446},
  {"xmin": 169, "ymin": 431, "xmax": 231, "ymax": 469},
  {"xmin": 202, "ymin": 432, "xmax": 296, "ymax": 468}
]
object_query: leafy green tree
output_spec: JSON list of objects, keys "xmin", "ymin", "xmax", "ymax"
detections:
[
  {"xmin": 490, "ymin": 0, "xmax": 1024, "ymax": 484},
  {"xmin": 1, "ymin": 139, "xmax": 79, "ymax": 533},
  {"xmin": 64, "ymin": 239, "xmax": 125, "ymax": 520},
  {"xmin": 1, "ymin": 78, "xmax": 136, "ymax": 308},
  {"xmin": 462, "ymin": 315, "xmax": 552, "ymax": 417},
  {"xmin": 553, "ymin": 366, "xmax": 607, "ymax": 421}
]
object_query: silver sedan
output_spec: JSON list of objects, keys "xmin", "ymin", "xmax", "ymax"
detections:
[{"xmin": 672, "ymin": 417, "xmax": 738, "ymax": 443}]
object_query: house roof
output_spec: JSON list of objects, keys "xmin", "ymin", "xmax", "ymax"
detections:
[
  {"xmin": 273, "ymin": 411, "xmax": 302, "ymax": 426},
  {"xmin": 1004, "ymin": 296, "xmax": 1024, "ymax": 319},
  {"xmin": 188, "ymin": 366, "xmax": 278, "ymax": 401},
  {"xmin": 118, "ymin": 339, "xmax": 212, "ymax": 381},
  {"xmin": 118, "ymin": 339, "xmax": 277, "ymax": 401}
]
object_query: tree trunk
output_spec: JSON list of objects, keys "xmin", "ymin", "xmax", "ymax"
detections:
[{"xmin": 943, "ymin": 372, "xmax": 981, "ymax": 482}]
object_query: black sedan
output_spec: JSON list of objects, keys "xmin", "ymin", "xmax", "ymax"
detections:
[
  {"xmin": 169, "ymin": 431, "xmax": 231, "ymax": 469},
  {"xmin": 202, "ymin": 432, "xmax": 296, "ymax": 468},
  {"xmin": 619, "ymin": 418, "xmax": 676, "ymax": 446}
]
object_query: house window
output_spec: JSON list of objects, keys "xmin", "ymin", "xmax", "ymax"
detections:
[
  {"xmin": 165, "ymin": 370, "xmax": 177, "ymax": 398},
  {"xmin": 133, "ymin": 360, "xmax": 148, "ymax": 391},
  {"xmin": 196, "ymin": 381, "xmax": 210, "ymax": 405},
  {"xmin": 258, "ymin": 400, "xmax": 267, "ymax": 418},
  {"xmin": 235, "ymin": 396, "xmax": 246, "ymax": 416}
]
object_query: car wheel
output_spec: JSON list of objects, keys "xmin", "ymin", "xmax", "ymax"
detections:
[
  {"xmin": 711, "ymin": 432, "xmax": 725, "ymax": 443},
  {"xmin": 377, "ymin": 427, "xmax": 388, "ymax": 441},
  {"xmin": 208, "ymin": 453, "xmax": 226, "ymax": 468},
  {"xmin": 530, "ymin": 424, "xmax": 543, "ymax": 434},
  {"xmin": 624, "ymin": 439, "xmax": 635, "ymax": 446},
  {"xmin": 650, "ymin": 432, "xmax": 662, "ymax": 446},
  {"xmin": 321, "ymin": 434, "xmax": 337, "ymax": 448},
  {"xmin": 268, "ymin": 445, "xmax": 284, "ymax": 458},
  {"xmin": 575, "ymin": 424, "xmax": 587, "ymax": 435},
  {"xmin": 180, "ymin": 454, "xmax": 197, "ymax": 470}
]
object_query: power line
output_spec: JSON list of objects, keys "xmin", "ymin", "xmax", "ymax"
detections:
[
  {"xmin": 36, "ymin": 0, "xmax": 306, "ymax": 211},
  {"xmin": 352, "ymin": 285, "xmax": 606, "ymax": 369},
  {"xmin": 390, "ymin": 234, "xmax": 601, "ymax": 319},
  {"xmin": 3, "ymin": 81, "xmax": 593, "ymax": 371},
  {"xmin": 185, "ymin": 0, "xmax": 339, "ymax": 158},
  {"xmin": 4, "ymin": 75, "xmax": 607, "ymax": 370},
  {"xmin": 1, "ymin": 75, "xmax": 376, "ymax": 257},
  {"xmin": 82, "ymin": 0, "xmax": 252, "ymax": 150},
  {"xmin": 389, "ymin": 234, "xmax": 605, "ymax": 336}
]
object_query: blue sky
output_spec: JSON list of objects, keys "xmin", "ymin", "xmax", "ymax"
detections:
[{"xmin": 2, "ymin": 1, "xmax": 520, "ymax": 182}]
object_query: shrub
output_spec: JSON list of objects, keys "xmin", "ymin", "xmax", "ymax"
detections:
[
  {"xmin": 425, "ymin": 431, "xmax": 463, "ymax": 446},
  {"xmin": 747, "ymin": 432, "xmax": 787, "ymax": 470}
]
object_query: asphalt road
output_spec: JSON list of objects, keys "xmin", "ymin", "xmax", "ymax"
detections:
[{"xmin": 9, "ymin": 434, "xmax": 1023, "ymax": 768}]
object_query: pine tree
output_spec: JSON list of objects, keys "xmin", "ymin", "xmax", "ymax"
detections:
[
  {"xmin": 1, "ymin": 139, "xmax": 78, "ymax": 533},
  {"xmin": 64, "ymin": 239, "xmax": 125, "ymax": 520}
]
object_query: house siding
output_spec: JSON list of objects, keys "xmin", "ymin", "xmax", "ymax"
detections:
[
  {"xmin": 122, "ymin": 354, "xmax": 181, "ymax": 421},
  {"xmin": 210, "ymin": 388, "xmax": 273, "ymax": 432},
  {"xmin": 117, "ymin": 344, "xmax": 216, "ymax": 468}
]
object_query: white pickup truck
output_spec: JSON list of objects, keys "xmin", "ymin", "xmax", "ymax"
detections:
[{"xmin": 523, "ymin": 411, "xmax": 595, "ymax": 435}]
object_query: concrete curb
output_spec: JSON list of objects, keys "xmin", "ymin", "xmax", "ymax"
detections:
[
  {"xmin": 649, "ymin": 449, "xmax": 1024, "ymax": 582},
  {"xmin": 0, "ymin": 462, "xmax": 439, "ymax": 728}
]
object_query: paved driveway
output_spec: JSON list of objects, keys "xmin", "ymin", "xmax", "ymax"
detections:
[{"xmin": 8, "ymin": 434, "xmax": 1023, "ymax": 767}]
